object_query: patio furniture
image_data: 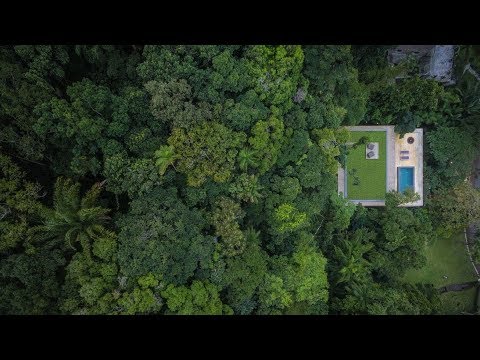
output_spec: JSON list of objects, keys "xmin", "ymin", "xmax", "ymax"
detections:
[
  {"xmin": 400, "ymin": 150, "xmax": 409, "ymax": 154},
  {"xmin": 400, "ymin": 156, "xmax": 409, "ymax": 160},
  {"xmin": 365, "ymin": 142, "xmax": 379, "ymax": 159}
]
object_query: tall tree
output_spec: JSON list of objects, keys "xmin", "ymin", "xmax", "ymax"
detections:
[
  {"xmin": 30, "ymin": 178, "xmax": 111, "ymax": 253},
  {"xmin": 162, "ymin": 280, "xmax": 233, "ymax": 315},
  {"xmin": 167, "ymin": 121, "xmax": 246, "ymax": 186}
]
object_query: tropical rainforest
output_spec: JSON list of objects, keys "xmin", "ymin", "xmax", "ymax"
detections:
[{"xmin": 1, "ymin": 45, "xmax": 480, "ymax": 315}]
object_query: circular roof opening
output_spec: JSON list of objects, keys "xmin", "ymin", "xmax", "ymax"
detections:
[{"xmin": 407, "ymin": 137, "xmax": 415, "ymax": 144}]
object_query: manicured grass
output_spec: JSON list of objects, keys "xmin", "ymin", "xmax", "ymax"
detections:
[
  {"xmin": 345, "ymin": 131, "xmax": 386, "ymax": 200},
  {"xmin": 403, "ymin": 232, "xmax": 477, "ymax": 314}
]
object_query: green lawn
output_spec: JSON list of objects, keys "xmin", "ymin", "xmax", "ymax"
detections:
[
  {"xmin": 345, "ymin": 131, "xmax": 386, "ymax": 200},
  {"xmin": 403, "ymin": 232, "xmax": 477, "ymax": 314}
]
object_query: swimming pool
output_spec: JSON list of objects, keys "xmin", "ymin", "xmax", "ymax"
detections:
[{"xmin": 398, "ymin": 167, "xmax": 414, "ymax": 193}]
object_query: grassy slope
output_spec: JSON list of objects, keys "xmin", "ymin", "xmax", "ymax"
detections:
[
  {"xmin": 346, "ymin": 131, "xmax": 386, "ymax": 200},
  {"xmin": 404, "ymin": 232, "xmax": 477, "ymax": 314}
]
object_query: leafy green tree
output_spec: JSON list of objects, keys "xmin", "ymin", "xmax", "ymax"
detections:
[
  {"xmin": 14, "ymin": 45, "xmax": 69, "ymax": 94},
  {"xmin": 167, "ymin": 121, "xmax": 246, "ymax": 186},
  {"xmin": 103, "ymin": 153, "xmax": 163, "ymax": 198},
  {"xmin": 125, "ymin": 191, "xmax": 208, "ymax": 279},
  {"xmin": 116, "ymin": 187, "xmax": 214, "ymax": 285},
  {"xmin": 162, "ymin": 280, "xmax": 233, "ymax": 315},
  {"xmin": 0, "ymin": 48, "xmax": 51, "ymax": 162},
  {"xmin": 257, "ymin": 273, "xmax": 293, "ymax": 314},
  {"xmin": 426, "ymin": 126, "xmax": 478, "ymax": 189},
  {"xmin": 116, "ymin": 273, "xmax": 163, "ymax": 315},
  {"xmin": 0, "ymin": 246, "xmax": 65, "ymax": 314},
  {"xmin": 246, "ymin": 45, "xmax": 305, "ymax": 114},
  {"xmin": 145, "ymin": 79, "xmax": 213, "ymax": 130},
  {"xmin": 368, "ymin": 193, "xmax": 432, "ymax": 280},
  {"xmin": 273, "ymin": 203, "xmax": 308, "ymax": 233},
  {"xmin": 351, "ymin": 45, "xmax": 394, "ymax": 85},
  {"xmin": 285, "ymin": 238, "xmax": 329, "ymax": 307},
  {"xmin": 74, "ymin": 45, "xmax": 142, "ymax": 87},
  {"xmin": 221, "ymin": 240, "xmax": 268, "ymax": 314},
  {"xmin": 276, "ymin": 129, "xmax": 311, "ymax": 168},
  {"xmin": 337, "ymin": 281, "xmax": 439, "ymax": 315},
  {"xmin": 33, "ymin": 80, "xmax": 112, "ymax": 175},
  {"xmin": 34, "ymin": 78, "xmax": 157, "ymax": 177},
  {"xmin": 222, "ymin": 90, "xmax": 269, "ymax": 131},
  {"xmin": 366, "ymin": 76, "xmax": 445, "ymax": 126},
  {"xmin": 211, "ymin": 197, "xmax": 246, "ymax": 257},
  {"xmin": 138, "ymin": 45, "xmax": 246, "ymax": 104},
  {"xmin": 294, "ymin": 145, "xmax": 336, "ymax": 190},
  {"xmin": 264, "ymin": 175, "xmax": 302, "ymax": 211},
  {"xmin": 248, "ymin": 116, "xmax": 287, "ymax": 174},
  {"xmin": 312, "ymin": 128, "xmax": 350, "ymax": 175},
  {"xmin": 259, "ymin": 234, "xmax": 329, "ymax": 314},
  {"xmin": 0, "ymin": 153, "xmax": 64, "ymax": 315},
  {"xmin": 229, "ymin": 173, "xmax": 263, "ymax": 203},
  {"xmin": 0, "ymin": 152, "xmax": 46, "ymax": 252},
  {"xmin": 60, "ymin": 229, "xmax": 119, "ymax": 315},
  {"xmin": 431, "ymin": 182, "xmax": 480, "ymax": 234},
  {"xmin": 304, "ymin": 45, "xmax": 367, "ymax": 125},
  {"xmin": 328, "ymin": 193, "xmax": 357, "ymax": 232}
]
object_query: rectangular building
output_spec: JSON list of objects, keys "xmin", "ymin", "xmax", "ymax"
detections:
[{"xmin": 337, "ymin": 126, "xmax": 423, "ymax": 207}]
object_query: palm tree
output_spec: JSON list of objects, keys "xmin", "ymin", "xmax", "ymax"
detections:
[
  {"xmin": 237, "ymin": 148, "xmax": 258, "ymax": 172},
  {"xmin": 244, "ymin": 226, "xmax": 261, "ymax": 245},
  {"xmin": 30, "ymin": 178, "xmax": 111, "ymax": 252},
  {"xmin": 154, "ymin": 145, "xmax": 178, "ymax": 175},
  {"xmin": 333, "ymin": 235, "xmax": 373, "ymax": 286}
]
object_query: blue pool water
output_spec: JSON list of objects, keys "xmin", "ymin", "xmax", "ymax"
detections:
[{"xmin": 398, "ymin": 167, "xmax": 414, "ymax": 193}]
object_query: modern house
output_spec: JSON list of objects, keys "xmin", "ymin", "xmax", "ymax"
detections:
[
  {"xmin": 387, "ymin": 45, "xmax": 456, "ymax": 86},
  {"xmin": 337, "ymin": 126, "xmax": 423, "ymax": 207}
]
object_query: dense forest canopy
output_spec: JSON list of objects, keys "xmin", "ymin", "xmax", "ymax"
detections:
[{"xmin": 1, "ymin": 44, "xmax": 480, "ymax": 315}]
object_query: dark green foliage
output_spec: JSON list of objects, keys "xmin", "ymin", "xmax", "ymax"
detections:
[
  {"xmin": 245, "ymin": 45, "xmax": 305, "ymax": 115},
  {"xmin": 258, "ymin": 233, "xmax": 329, "ymax": 314},
  {"xmin": 34, "ymin": 79, "xmax": 157, "ymax": 177},
  {"xmin": 223, "ymin": 90, "xmax": 269, "ymax": 131},
  {"xmin": 0, "ymin": 152, "xmax": 46, "ymax": 252},
  {"xmin": 0, "ymin": 44, "xmax": 475, "ymax": 315},
  {"xmin": 167, "ymin": 121, "xmax": 246, "ymax": 186},
  {"xmin": 30, "ymin": 178, "xmax": 112, "ymax": 252},
  {"xmin": 211, "ymin": 196, "xmax": 246, "ymax": 257},
  {"xmin": 116, "ymin": 187, "xmax": 214, "ymax": 285},
  {"xmin": 335, "ymin": 280, "xmax": 440, "ymax": 315},
  {"xmin": 0, "ymin": 247, "xmax": 66, "ymax": 314},
  {"xmin": 0, "ymin": 48, "xmax": 51, "ymax": 162},
  {"xmin": 248, "ymin": 116, "xmax": 288, "ymax": 174},
  {"xmin": 304, "ymin": 45, "xmax": 368, "ymax": 125},
  {"xmin": 366, "ymin": 76, "xmax": 445, "ymax": 126},
  {"xmin": 162, "ymin": 280, "xmax": 233, "ymax": 315},
  {"xmin": 74, "ymin": 45, "xmax": 142, "ymax": 87},
  {"xmin": 14, "ymin": 45, "xmax": 69, "ymax": 93},
  {"xmin": 426, "ymin": 126, "xmax": 478, "ymax": 189},
  {"xmin": 103, "ymin": 153, "xmax": 163, "ymax": 198},
  {"xmin": 369, "ymin": 193, "xmax": 432, "ymax": 280},
  {"xmin": 221, "ymin": 241, "xmax": 268, "ymax": 313}
]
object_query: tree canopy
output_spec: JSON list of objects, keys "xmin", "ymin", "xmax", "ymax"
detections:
[{"xmin": 0, "ymin": 44, "xmax": 473, "ymax": 315}]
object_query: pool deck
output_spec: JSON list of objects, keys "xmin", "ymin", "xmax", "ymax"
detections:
[
  {"xmin": 395, "ymin": 128, "xmax": 423, "ymax": 207},
  {"xmin": 338, "ymin": 126, "xmax": 423, "ymax": 207}
]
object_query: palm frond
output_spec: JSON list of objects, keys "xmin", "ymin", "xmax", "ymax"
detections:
[
  {"xmin": 54, "ymin": 177, "xmax": 81, "ymax": 217},
  {"xmin": 81, "ymin": 181, "xmax": 104, "ymax": 209}
]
